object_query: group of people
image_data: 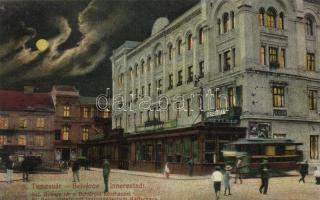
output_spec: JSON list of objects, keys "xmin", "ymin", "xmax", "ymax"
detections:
[
  {"xmin": 3, "ymin": 155, "xmax": 32, "ymax": 183},
  {"xmin": 211, "ymin": 159, "xmax": 270, "ymax": 199}
]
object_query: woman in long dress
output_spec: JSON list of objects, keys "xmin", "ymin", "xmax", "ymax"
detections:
[{"xmin": 164, "ymin": 162, "xmax": 170, "ymax": 178}]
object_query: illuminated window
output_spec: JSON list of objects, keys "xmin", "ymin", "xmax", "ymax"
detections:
[
  {"xmin": 308, "ymin": 90, "xmax": 317, "ymax": 110},
  {"xmin": 260, "ymin": 46, "xmax": 266, "ymax": 65},
  {"xmin": 82, "ymin": 127, "xmax": 89, "ymax": 141},
  {"xmin": 306, "ymin": 53, "xmax": 315, "ymax": 71},
  {"xmin": 187, "ymin": 34, "xmax": 193, "ymax": 50},
  {"xmin": 90, "ymin": 107, "xmax": 95, "ymax": 118},
  {"xmin": 36, "ymin": 117, "xmax": 45, "ymax": 128},
  {"xmin": 259, "ymin": 8, "xmax": 265, "ymax": 26},
  {"xmin": 272, "ymin": 86, "xmax": 285, "ymax": 108},
  {"xmin": 280, "ymin": 49, "xmax": 286, "ymax": 68},
  {"xmin": 35, "ymin": 135, "xmax": 44, "ymax": 146},
  {"xmin": 199, "ymin": 27, "xmax": 204, "ymax": 44},
  {"xmin": 19, "ymin": 117, "xmax": 27, "ymax": 128},
  {"xmin": 228, "ymin": 88, "xmax": 235, "ymax": 108},
  {"xmin": 310, "ymin": 135, "xmax": 319, "ymax": 159},
  {"xmin": 0, "ymin": 116, "xmax": 9, "ymax": 129},
  {"xmin": 103, "ymin": 111, "xmax": 109, "ymax": 119},
  {"xmin": 63, "ymin": 105, "xmax": 70, "ymax": 117},
  {"xmin": 224, "ymin": 51, "xmax": 231, "ymax": 71},
  {"xmin": 83, "ymin": 107, "xmax": 89, "ymax": 118},
  {"xmin": 215, "ymin": 90, "xmax": 221, "ymax": 110},
  {"xmin": 18, "ymin": 135, "xmax": 26, "ymax": 145},
  {"xmin": 269, "ymin": 47, "xmax": 278, "ymax": 64},
  {"xmin": 0, "ymin": 136, "xmax": 7, "ymax": 144},
  {"xmin": 223, "ymin": 13, "xmax": 229, "ymax": 33},
  {"xmin": 266, "ymin": 8, "xmax": 277, "ymax": 28},
  {"xmin": 278, "ymin": 12, "xmax": 284, "ymax": 30},
  {"xmin": 62, "ymin": 126, "xmax": 70, "ymax": 141}
]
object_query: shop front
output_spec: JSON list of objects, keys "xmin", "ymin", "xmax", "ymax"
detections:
[{"xmin": 127, "ymin": 123, "xmax": 246, "ymax": 175}]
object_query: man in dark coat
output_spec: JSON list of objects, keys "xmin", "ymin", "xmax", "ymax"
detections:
[
  {"xmin": 187, "ymin": 158, "xmax": 193, "ymax": 176},
  {"xmin": 21, "ymin": 157, "xmax": 32, "ymax": 182},
  {"xmin": 259, "ymin": 159, "xmax": 270, "ymax": 195},
  {"xmin": 6, "ymin": 156, "xmax": 14, "ymax": 183},
  {"xmin": 234, "ymin": 157, "xmax": 243, "ymax": 184},
  {"xmin": 299, "ymin": 160, "xmax": 309, "ymax": 183},
  {"xmin": 103, "ymin": 160, "xmax": 110, "ymax": 192},
  {"xmin": 72, "ymin": 160, "xmax": 80, "ymax": 182}
]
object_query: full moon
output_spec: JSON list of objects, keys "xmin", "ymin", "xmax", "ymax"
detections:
[{"xmin": 36, "ymin": 39, "xmax": 49, "ymax": 52}]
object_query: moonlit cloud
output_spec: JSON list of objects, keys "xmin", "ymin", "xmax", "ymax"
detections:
[{"xmin": 0, "ymin": 0, "xmax": 129, "ymax": 81}]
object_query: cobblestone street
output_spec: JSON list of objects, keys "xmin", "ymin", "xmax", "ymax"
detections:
[{"xmin": 0, "ymin": 169, "xmax": 319, "ymax": 200}]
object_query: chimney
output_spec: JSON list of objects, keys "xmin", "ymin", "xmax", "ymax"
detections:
[{"xmin": 24, "ymin": 86, "xmax": 34, "ymax": 93}]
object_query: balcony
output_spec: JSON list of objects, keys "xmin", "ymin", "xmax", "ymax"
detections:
[{"xmin": 177, "ymin": 81, "xmax": 183, "ymax": 87}]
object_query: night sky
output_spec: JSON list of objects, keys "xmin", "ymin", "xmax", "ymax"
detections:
[{"xmin": 0, "ymin": 0, "xmax": 199, "ymax": 96}]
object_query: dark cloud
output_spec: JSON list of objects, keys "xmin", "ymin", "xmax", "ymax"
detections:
[{"xmin": 0, "ymin": 0, "xmax": 199, "ymax": 95}]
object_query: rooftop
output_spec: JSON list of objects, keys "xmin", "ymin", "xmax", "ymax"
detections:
[{"xmin": 0, "ymin": 90, "xmax": 55, "ymax": 112}]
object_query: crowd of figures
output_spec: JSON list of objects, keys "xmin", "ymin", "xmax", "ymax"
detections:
[{"xmin": 163, "ymin": 157, "xmax": 320, "ymax": 200}]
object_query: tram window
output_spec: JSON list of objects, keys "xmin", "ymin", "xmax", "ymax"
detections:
[
  {"xmin": 265, "ymin": 146, "xmax": 276, "ymax": 156},
  {"xmin": 275, "ymin": 146, "xmax": 285, "ymax": 155}
]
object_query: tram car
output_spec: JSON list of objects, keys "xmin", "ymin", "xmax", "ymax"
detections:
[{"xmin": 222, "ymin": 138, "xmax": 303, "ymax": 175}]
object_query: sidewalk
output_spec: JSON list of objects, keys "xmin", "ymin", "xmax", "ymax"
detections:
[{"xmin": 91, "ymin": 167, "xmax": 211, "ymax": 180}]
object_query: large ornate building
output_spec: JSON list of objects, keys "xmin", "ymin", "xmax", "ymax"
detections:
[{"xmin": 111, "ymin": 0, "xmax": 320, "ymax": 173}]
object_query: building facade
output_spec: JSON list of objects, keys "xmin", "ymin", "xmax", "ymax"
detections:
[
  {"xmin": 111, "ymin": 0, "xmax": 320, "ymax": 173},
  {"xmin": 51, "ymin": 85, "xmax": 110, "ymax": 163},
  {"xmin": 0, "ymin": 88, "xmax": 55, "ymax": 166}
]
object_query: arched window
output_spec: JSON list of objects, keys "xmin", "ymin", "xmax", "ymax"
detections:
[
  {"xmin": 223, "ymin": 13, "xmax": 229, "ymax": 33},
  {"xmin": 177, "ymin": 39, "xmax": 182, "ymax": 55},
  {"xmin": 231, "ymin": 11, "xmax": 235, "ymax": 29},
  {"xmin": 306, "ymin": 16, "xmax": 314, "ymax": 36},
  {"xmin": 278, "ymin": 12, "xmax": 284, "ymax": 30},
  {"xmin": 135, "ymin": 64, "xmax": 138, "ymax": 76},
  {"xmin": 129, "ymin": 68, "xmax": 133, "ymax": 79},
  {"xmin": 266, "ymin": 8, "xmax": 277, "ymax": 28},
  {"xmin": 168, "ymin": 44, "xmax": 173, "ymax": 60},
  {"xmin": 217, "ymin": 19, "xmax": 221, "ymax": 35},
  {"xmin": 158, "ymin": 50, "xmax": 162, "ymax": 65},
  {"xmin": 147, "ymin": 57, "xmax": 151, "ymax": 71},
  {"xmin": 187, "ymin": 34, "xmax": 193, "ymax": 50},
  {"xmin": 259, "ymin": 8, "xmax": 265, "ymax": 26},
  {"xmin": 141, "ymin": 60, "xmax": 145, "ymax": 74},
  {"xmin": 199, "ymin": 27, "xmax": 204, "ymax": 44}
]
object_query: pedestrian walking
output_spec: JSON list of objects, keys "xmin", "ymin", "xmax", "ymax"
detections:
[
  {"xmin": 298, "ymin": 160, "xmax": 309, "ymax": 183},
  {"xmin": 187, "ymin": 158, "xmax": 193, "ymax": 176},
  {"xmin": 164, "ymin": 162, "xmax": 170, "ymax": 179},
  {"xmin": 223, "ymin": 165, "xmax": 232, "ymax": 196},
  {"xmin": 234, "ymin": 156, "xmax": 243, "ymax": 184},
  {"xmin": 103, "ymin": 160, "xmax": 111, "ymax": 192},
  {"xmin": 212, "ymin": 166, "xmax": 223, "ymax": 199},
  {"xmin": 314, "ymin": 166, "xmax": 320, "ymax": 185},
  {"xmin": 6, "ymin": 155, "xmax": 14, "ymax": 183},
  {"xmin": 21, "ymin": 156, "xmax": 32, "ymax": 182},
  {"xmin": 72, "ymin": 160, "xmax": 80, "ymax": 182},
  {"xmin": 259, "ymin": 159, "xmax": 270, "ymax": 195}
]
